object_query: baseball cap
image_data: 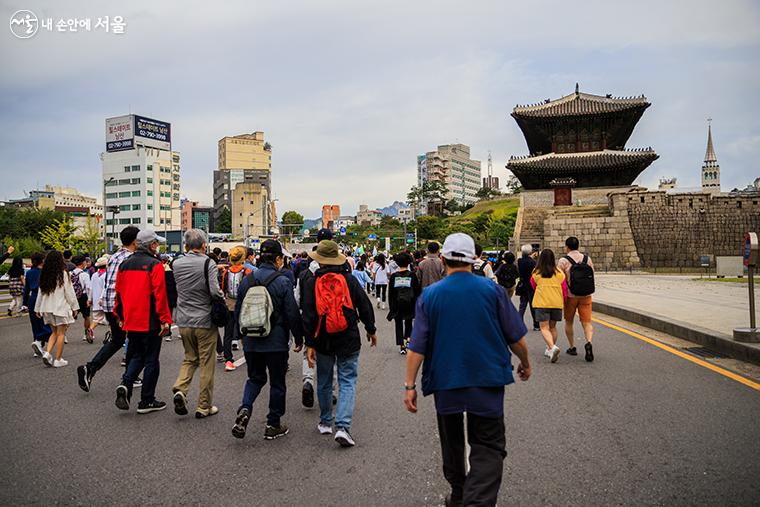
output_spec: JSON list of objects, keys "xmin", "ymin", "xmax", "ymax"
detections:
[
  {"xmin": 260, "ymin": 239, "xmax": 283, "ymax": 256},
  {"xmin": 316, "ymin": 228, "xmax": 334, "ymax": 242},
  {"xmin": 136, "ymin": 229, "xmax": 166, "ymax": 245},
  {"xmin": 441, "ymin": 233, "xmax": 477, "ymax": 264}
]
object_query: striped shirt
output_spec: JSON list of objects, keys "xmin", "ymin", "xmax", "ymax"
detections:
[{"xmin": 102, "ymin": 248, "xmax": 133, "ymax": 312}]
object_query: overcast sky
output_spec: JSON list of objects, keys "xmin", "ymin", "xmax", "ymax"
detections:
[{"xmin": 2, "ymin": 0, "xmax": 759, "ymax": 218}]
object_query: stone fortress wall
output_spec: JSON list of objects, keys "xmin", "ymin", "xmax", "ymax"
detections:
[{"xmin": 514, "ymin": 187, "xmax": 760, "ymax": 270}]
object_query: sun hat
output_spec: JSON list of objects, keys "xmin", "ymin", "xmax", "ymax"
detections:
[
  {"xmin": 95, "ymin": 254, "xmax": 110, "ymax": 268},
  {"xmin": 308, "ymin": 240, "xmax": 347, "ymax": 266},
  {"xmin": 441, "ymin": 233, "xmax": 477, "ymax": 264}
]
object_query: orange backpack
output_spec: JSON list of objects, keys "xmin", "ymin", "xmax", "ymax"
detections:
[{"xmin": 315, "ymin": 272, "xmax": 354, "ymax": 335}]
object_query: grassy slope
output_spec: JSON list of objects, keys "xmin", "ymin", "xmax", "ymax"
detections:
[{"xmin": 447, "ymin": 196, "xmax": 520, "ymax": 224}]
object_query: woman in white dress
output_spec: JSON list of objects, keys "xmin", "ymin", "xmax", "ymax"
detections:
[{"xmin": 34, "ymin": 251, "xmax": 79, "ymax": 367}]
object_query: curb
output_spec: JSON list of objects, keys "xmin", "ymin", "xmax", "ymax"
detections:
[{"xmin": 593, "ymin": 301, "xmax": 760, "ymax": 367}]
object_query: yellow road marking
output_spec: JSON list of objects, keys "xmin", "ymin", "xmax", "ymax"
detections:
[{"xmin": 592, "ymin": 317, "xmax": 760, "ymax": 392}]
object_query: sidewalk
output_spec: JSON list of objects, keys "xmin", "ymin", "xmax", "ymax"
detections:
[
  {"xmin": 594, "ymin": 274, "xmax": 757, "ymax": 336},
  {"xmin": 593, "ymin": 274, "xmax": 760, "ymax": 365}
]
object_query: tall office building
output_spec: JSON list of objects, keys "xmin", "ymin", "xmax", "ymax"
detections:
[
  {"xmin": 321, "ymin": 204, "xmax": 341, "ymax": 231},
  {"xmin": 417, "ymin": 143, "xmax": 481, "ymax": 212},
  {"xmin": 102, "ymin": 114, "xmax": 181, "ymax": 248},
  {"xmin": 213, "ymin": 132, "xmax": 272, "ymax": 235}
]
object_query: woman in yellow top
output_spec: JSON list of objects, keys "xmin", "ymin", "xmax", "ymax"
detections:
[{"xmin": 530, "ymin": 249, "xmax": 568, "ymax": 363}]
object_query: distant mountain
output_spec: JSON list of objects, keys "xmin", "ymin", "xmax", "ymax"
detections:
[
  {"xmin": 303, "ymin": 218, "xmax": 320, "ymax": 231},
  {"xmin": 377, "ymin": 201, "xmax": 409, "ymax": 216}
]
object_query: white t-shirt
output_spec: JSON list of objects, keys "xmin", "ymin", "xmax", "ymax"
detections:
[{"xmin": 373, "ymin": 264, "xmax": 390, "ymax": 285}]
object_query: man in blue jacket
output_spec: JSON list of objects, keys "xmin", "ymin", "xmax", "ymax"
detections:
[
  {"xmin": 404, "ymin": 233, "xmax": 531, "ymax": 507},
  {"xmin": 232, "ymin": 239, "xmax": 304, "ymax": 440}
]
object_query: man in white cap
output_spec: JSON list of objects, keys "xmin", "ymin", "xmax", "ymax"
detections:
[
  {"xmin": 113, "ymin": 229, "xmax": 173, "ymax": 414},
  {"xmin": 404, "ymin": 232, "xmax": 531, "ymax": 506}
]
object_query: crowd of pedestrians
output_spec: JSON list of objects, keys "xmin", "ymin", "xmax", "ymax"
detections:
[{"xmin": 3, "ymin": 224, "xmax": 598, "ymax": 505}]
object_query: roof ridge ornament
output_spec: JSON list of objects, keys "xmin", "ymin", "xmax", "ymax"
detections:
[{"xmin": 575, "ymin": 82, "xmax": 579, "ymax": 95}]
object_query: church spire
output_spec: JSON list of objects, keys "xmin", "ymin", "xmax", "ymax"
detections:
[{"xmin": 704, "ymin": 118, "xmax": 717, "ymax": 163}]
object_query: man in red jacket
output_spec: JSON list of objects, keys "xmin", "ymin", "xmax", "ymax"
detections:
[{"xmin": 114, "ymin": 229, "xmax": 173, "ymax": 414}]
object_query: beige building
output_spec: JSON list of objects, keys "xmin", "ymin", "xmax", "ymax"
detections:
[
  {"xmin": 232, "ymin": 182, "xmax": 269, "ymax": 240},
  {"xmin": 213, "ymin": 132, "xmax": 272, "ymax": 232},
  {"xmin": 417, "ymin": 143, "xmax": 481, "ymax": 213},
  {"xmin": 45, "ymin": 185, "xmax": 104, "ymax": 217},
  {"xmin": 357, "ymin": 204, "xmax": 382, "ymax": 226}
]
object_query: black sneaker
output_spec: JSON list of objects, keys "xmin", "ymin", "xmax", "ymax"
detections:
[
  {"xmin": 133, "ymin": 376, "xmax": 143, "ymax": 388},
  {"xmin": 137, "ymin": 399, "xmax": 167, "ymax": 414},
  {"xmin": 115, "ymin": 385, "xmax": 130, "ymax": 410},
  {"xmin": 566, "ymin": 347, "xmax": 578, "ymax": 356},
  {"xmin": 302, "ymin": 382, "xmax": 314, "ymax": 408},
  {"xmin": 264, "ymin": 424, "xmax": 289, "ymax": 440},
  {"xmin": 445, "ymin": 494, "xmax": 463, "ymax": 507},
  {"xmin": 77, "ymin": 365, "xmax": 90, "ymax": 392},
  {"xmin": 232, "ymin": 408, "xmax": 250, "ymax": 439},
  {"xmin": 216, "ymin": 353, "xmax": 225, "ymax": 363},
  {"xmin": 585, "ymin": 342, "xmax": 594, "ymax": 362},
  {"xmin": 173, "ymin": 391, "xmax": 188, "ymax": 415}
]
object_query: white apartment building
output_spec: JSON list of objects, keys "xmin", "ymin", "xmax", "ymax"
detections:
[
  {"xmin": 417, "ymin": 143, "xmax": 481, "ymax": 212},
  {"xmin": 102, "ymin": 115, "xmax": 180, "ymax": 246}
]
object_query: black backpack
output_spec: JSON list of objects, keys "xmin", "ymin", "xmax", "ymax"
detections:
[
  {"xmin": 564, "ymin": 254, "xmax": 595, "ymax": 296},
  {"xmin": 496, "ymin": 264, "xmax": 518, "ymax": 288},
  {"xmin": 394, "ymin": 274, "xmax": 415, "ymax": 310},
  {"xmin": 472, "ymin": 263, "xmax": 487, "ymax": 277}
]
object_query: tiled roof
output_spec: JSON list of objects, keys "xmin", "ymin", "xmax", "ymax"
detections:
[
  {"xmin": 508, "ymin": 149, "xmax": 658, "ymax": 171},
  {"xmin": 513, "ymin": 88, "xmax": 649, "ymax": 118}
]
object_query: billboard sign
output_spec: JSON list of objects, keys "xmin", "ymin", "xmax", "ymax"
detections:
[
  {"xmin": 105, "ymin": 115, "xmax": 134, "ymax": 152},
  {"xmin": 133, "ymin": 115, "xmax": 171, "ymax": 150}
]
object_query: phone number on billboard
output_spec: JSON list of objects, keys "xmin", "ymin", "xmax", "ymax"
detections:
[
  {"xmin": 107, "ymin": 139, "xmax": 134, "ymax": 151},
  {"xmin": 135, "ymin": 119, "xmax": 170, "ymax": 141}
]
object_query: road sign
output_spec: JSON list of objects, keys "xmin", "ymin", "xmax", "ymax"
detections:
[
  {"xmin": 340, "ymin": 227, "xmax": 346, "ymax": 235},
  {"xmin": 406, "ymin": 238, "xmax": 415, "ymax": 244},
  {"xmin": 405, "ymin": 233, "xmax": 414, "ymax": 238},
  {"xmin": 368, "ymin": 234, "xmax": 377, "ymax": 240}
]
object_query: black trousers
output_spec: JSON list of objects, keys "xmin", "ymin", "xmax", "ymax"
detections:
[
  {"xmin": 240, "ymin": 351, "xmax": 288, "ymax": 427},
  {"xmin": 220, "ymin": 309, "xmax": 237, "ymax": 361},
  {"xmin": 375, "ymin": 284, "xmax": 387, "ymax": 302},
  {"xmin": 394, "ymin": 317, "xmax": 413, "ymax": 346},
  {"xmin": 87, "ymin": 312, "xmax": 130, "ymax": 374},
  {"xmin": 437, "ymin": 412, "xmax": 507, "ymax": 507}
]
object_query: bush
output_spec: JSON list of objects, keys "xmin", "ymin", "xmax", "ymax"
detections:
[{"xmin": 2, "ymin": 236, "xmax": 46, "ymax": 258}]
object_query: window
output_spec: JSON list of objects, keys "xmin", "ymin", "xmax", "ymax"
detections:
[
  {"xmin": 118, "ymin": 191, "xmax": 130, "ymax": 198},
  {"xmin": 131, "ymin": 178, "xmax": 140, "ymax": 184},
  {"xmin": 106, "ymin": 219, "xmax": 115, "ymax": 225},
  {"xmin": 147, "ymin": 177, "xmax": 153, "ymax": 183},
  {"xmin": 131, "ymin": 165, "xmax": 140, "ymax": 172},
  {"xmin": 132, "ymin": 191, "xmax": 140, "ymax": 197},
  {"xmin": 119, "ymin": 218, "xmax": 131, "ymax": 225},
  {"xmin": 147, "ymin": 204, "xmax": 153, "ymax": 210},
  {"xmin": 173, "ymin": 193, "xmax": 179, "ymax": 201},
  {"xmin": 147, "ymin": 190, "xmax": 153, "ymax": 196},
  {"xmin": 147, "ymin": 217, "xmax": 153, "ymax": 224},
  {"xmin": 146, "ymin": 165, "xmax": 153, "ymax": 172},
  {"xmin": 133, "ymin": 204, "xmax": 140, "ymax": 211},
  {"xmin": 106, "ymin": 192, "xmax": 117, "ymax": 199},
  {"xmin": 132, "ymin": 218, "xmax": 141, "ymax": 224},
  {"xmin": 173, "ymin": 184, "xmax": 180, "ymax": 191},
  {"xmin": 119, "ymin": 204, "xmax": 131, "ymax": 211},
  {"xmin": 124, "ymin": 166, "xmax": 130, "ymax": 172},
  {"xmin": 118, "ymin": 179, "xmax": 130, "ymax": 185}
]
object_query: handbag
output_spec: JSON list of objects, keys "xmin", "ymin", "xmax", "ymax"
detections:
[
  {"xmin": 515, "ymin": 279, "xmax": 526, "ymax": 297},
  {"xmin": 204, "ymin": 258, "xmax": 230, "ymax": 327}
]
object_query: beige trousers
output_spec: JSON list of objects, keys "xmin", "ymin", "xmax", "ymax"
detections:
[{"xmin": 173, "ymin": 326, "xmax": 219, "ymax": 412}]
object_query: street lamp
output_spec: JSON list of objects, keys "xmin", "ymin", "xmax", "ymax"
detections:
[{"xmin": 103, "ymin": 176, "xmax": 115, "ymax": 252}]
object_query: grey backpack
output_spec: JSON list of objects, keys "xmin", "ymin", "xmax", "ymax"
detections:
[{"xmin": 239, "ymin": 272, "xmax": 282, "ymax": 338}]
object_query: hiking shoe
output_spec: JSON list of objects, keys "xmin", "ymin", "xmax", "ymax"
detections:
[
  {"xmin": 550, "ymin": 345, "xmax": 560, "ymax": 363},
  {"xmin": 318, "ymin": 422, "xmax": 333, "ymax": 435},
  {"xmin": 137, "ymin": 400, "xmax": 167, "ymax": 414},
  {"xmin": 53, "ymin": 358, "xmax": 68, "ymax": 368},
  {"xmin": 216, "ymin": 353, "xmax": 225, "ymax": 363},
  {"xmin": 77, "ymin": 365, "xmax": 90, "ymax": 392},
  {"xmin": 264, "ymin": 424, "xmax": 289, "ymax": 440},
  {"xmin": 232, "ymin": 408, "xmax": 250, "ymax": 439},
  {"xmin": 164, "ymin": 335, "xmax": 172, "ymax": 342},
  {"xmin": 32, "ymin": 341, "xmax": 44, "ymax": 357},
  {"xmin": 115, "ymin": 385, "xmax": 130, "ymax": 410},
  {"xmin": 335, "ymin": 428, "xmax": 355, "ymax": 447},
  {"xmin": 195, "ymin": 406, "xmax": 219, "ymax": 419},
  {"xmin": 85, "ymin": 329, "xmax": 94, "ymax": 344},
  {"xmin": 399, "ymin": 348, "xmax": 407, "ymax": 355},
  {"xmin": 232, "ymin": 340, "xmax": 239, "ymax": 351},
  {"xmin": 173, "ymin": 391, "xmax": 188, "ymax": 416},
  {"xmin": 302, "ymin": 382, "xmax": 314, "ymax": 408},
  {"xmin": 133, "ymin": 377, "xmax": 143, "ymax": 388},
  {"xmin": 566, "ymin": 347, "xmax": 578, "ymax": 356},
  {"xmin": 585, "ymin": 342, "xmax": 594, "ymax": 362},
  {"xmin": 225, "ymin": 360, "xmax": 237, "ymax": 372}
]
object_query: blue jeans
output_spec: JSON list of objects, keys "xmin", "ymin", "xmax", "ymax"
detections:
[
  {"xmin": 316, "ymin": 351, "xmax": 359, "ymax": 430},
  {"xmin": 122, "ymin": 331, "xmax": 162, "ymax": 403},
  {"xmin": 240, "ymin": 351, "xmax": 288, "ymax": 427}
]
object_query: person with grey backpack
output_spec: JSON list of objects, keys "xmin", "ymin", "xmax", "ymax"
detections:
[{"xmin": 231, "ymin": 240, "xmax": 304, "ymax": 440}]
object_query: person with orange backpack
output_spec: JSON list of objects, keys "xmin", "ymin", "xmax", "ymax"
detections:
[
  {"xmin": 300, "ymin": 240, "xmax": 377, "ymax": 447},
  {"xmin": 231, "ymin": 240, "xmax": 303, "ymax": 440},
  {"xmin": 219, "ymin": 246, "xmax": 253, "ymax": 371}
]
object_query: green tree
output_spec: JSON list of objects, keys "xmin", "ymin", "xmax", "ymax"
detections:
[
  {"xmin": 216, "ymin": 206, "xmax": 231, "ymax": 233},
  {"xmin": 476, "ymin": 186, "xmax": 502, "ymax": 200},
  {"xmin": 39, "ymin": 217, "xmax": 77, "ymax": 251},
  {"xmin": 408, "ymin": 180, "xmax": 448, "ymax": 216},
  {"xmin": 472, "ymin": 212, "xmax": 493, "ymax": 235},
  {"xmin": 415, "ymin": 215, "xmax": 445, "ymax": 240},
  {"xmin": 281, "ymin": 210, "xmax": 305, "ymax": 236},
  {"xmin": 380, "ymin": 215, "xmax": 401, "ymax": 228},
  {"xmin": 504, "ymin": 175, "xmax": 523, "ymax": 194},
  {"xmin": 0, "ymin": 207, "xmax": 65, "ymax": 239},
  {"xmin": 72, "ymin": 215, "xmax": 105, "ymax": 255}
]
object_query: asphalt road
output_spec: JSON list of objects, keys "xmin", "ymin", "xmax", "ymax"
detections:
[{"xmin": 0, "ymin": 298, "xmax": 759, "ymax": 506}]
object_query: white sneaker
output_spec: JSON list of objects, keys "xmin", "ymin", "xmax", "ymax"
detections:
[
  {"xmin": 543, "ymin": 348, "xmax": 553, "ymax": 359},
  {"xmin": 42, "ymin": 351, "xmax": 54, "ymax": 367},
  {"xmin": 382, "ymin": 302, "xmax": 387, "ymax": 310},
  {"xmin": 550, "ymin": 345, "xmax": 560, "ymax": 363},
  {"xmin": 32, "ymin": 341, "xmax": 43, "ymax": 357},
  {"xmin": 82, "ymin": 334, "xmax": 88, "ymax": 341},
  {"xmin": 53, "ymin": 358, "xmax": 68, "ymax": 368},
  {"xmin": 64, "ymin": 336, "xmax": 68, "ymax": 344},
  {"xmin": 334, "ymin": 428, "xmax": 356, "ymax": 447},
  {"xmin": 376, "ymin": 299, "xmax": 381, "ymax": 309},
  {"xmin": 317, "ymin": 423, "xmax": 333, "ymax": 435}
]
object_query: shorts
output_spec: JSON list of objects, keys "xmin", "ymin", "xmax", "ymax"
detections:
[
  {"xmin": 41, "ymin": 312, "xmax": 75, "ymax": 327},
  {"xmin": 564, "ymin": 296, "xmax": 593, "ymax": 323},
  {"xmin": 91, "ymin": 310, "xmax": 107, "ymax": 325},
  {"xmin": 78, "ymin": 295, "xmax": 91, "ymax": 318},
  {"xmin": 534, "ymin": 308, "xmax": 562, "ymax": 322}
]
